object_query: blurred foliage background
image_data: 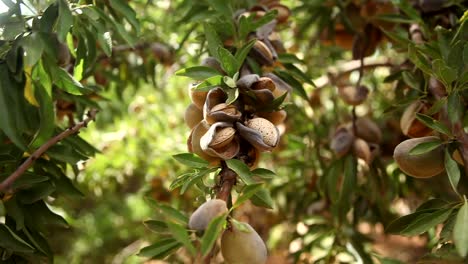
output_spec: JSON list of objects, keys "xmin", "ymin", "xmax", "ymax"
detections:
[{"xmin": 1, "ymin": 0, "xmax": 467, "ymax": 263}]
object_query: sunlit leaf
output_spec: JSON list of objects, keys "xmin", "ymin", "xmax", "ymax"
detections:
[
  {"xmin": 445, "ymin": 148, "xmax": 461, "ymax": 195},
  {"xmin": 201, "ymin": 214, "xmax": 226, "ymax": 257},
  {"xmin": 226, "ymin": 159, "xmax": 255, "ymax": 185},
  {"xmin": 409, "ymin": 139, "xmax": 442, "ymax": 155},
  {"xmin": 454, "ymin": 200, "xmax": 468, "ymax": 257},
  {"xmin": 176, "ymin": 66, "xmax": 220, "ymax": 80},
  {"xmin": 173, "ymin": 153, "xmax": 209, "ymax": 168}
]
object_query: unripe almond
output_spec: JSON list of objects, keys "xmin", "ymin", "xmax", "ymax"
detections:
[
  {"xmin": 188, "ymin": 199, "xmax": 228, "ymax": 231},
  {"xmin": 184, "ymin": 103, "xmax": 203, "ymax": 129},
  {"xmin": 393, "ymin": 136, "xmax": 445, "ymax": 178},
  {"xmin": 221, "ymin": 222, "xmax": 267, "ymax": 264},
  {"xmin": 245, "ymin": 118, "xmax": 279, "ymax": 147}
]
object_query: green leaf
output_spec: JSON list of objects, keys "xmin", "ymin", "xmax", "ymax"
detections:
[
  {"xmin": 409, "ymin": 139, "xmax": 442, "ymax": 155},
  {"xmin": 109, "ymin": 0, "xmax": 139, "ymax": 32},
  {"xmin": 445, "ymin": 148, "xmax": 460, "ymax": 195},
  {"xmin": 173, "ymin": 153, "xmax": 209, "ymax": 168},
  {"xmin": 447, "ymin": 92, "xmax": 462, "ymax": 124},
  {"xmin": 278, "ymin": 53, "xmax": 305, "ymax": 64},
  {"xmin": 166, "ymin": 222, "xmax": 196, "ymax": 256},
  {"xmin": 218, "ymin": 47, "xmax": 238, "ymax": 76},
  {"xmin": 223, "ymin": 76, "xmax": 237, "ymax": 88},
  {"xmin": 233, "ymin": 183, "xmax": 263, "ymax": 208},
  {"xmin": 54, "ymin": 67, "xmax": 86, "ymax": 95},
  {"xmin": 251, "ymin": 188, "xmax": 274, "ymax": 209},
  {"xmin": 374, "ymin": 14, "xmax": 414, "ymax": 24},
  {"xmin": 195, "ymin": 75, "xmax": 223, "ymax": 91},
  {"xmin": 11, "ymin": 172, "xmax": 49, "ymax": 189},
  {"xmin": 415, "ymin": 113, "xmax": 451, "ymax": 136},
  {"xmin": 274, "ymin": 70, "xmax": 308, "ymax": 100},
  {"xmin": 400, "ymin": 208, "xmax": 453, "ymax": 236},
  {"xmin": 138, "ymin": 238, "xmax": 182, "ymax": 259},
  {"xmin": 0, "ymin": 64, "xmax": 28, "ymax": 150},
  {"xmin": 0, "ymin": 224, "xmax": 35, "ymax": 253},
  {"xmin": 225, "ymin": 159, "xmax": 255, "ymax": 185},
  {"xmin": 432, "ymin": 59, "xmax": 457, "ymax": 87},
  {"xmin": 146, "ymin": 199, "xmax": 189, "ymax": 225},
  {"xmin": 143, "ymin": 220, "xmax": 168, "ymax": 233},
  {"xmin": 21, "ymin": 32, "xmax": 44, "ymax": 66},
  {"xmin": 97, "ymin": 31, "xmax": 112, "ymax": 57},
  {"xmin": 24, "ymin": 200, "xmax": 69, "ymax": 232},
  {"xmin": 175, "ymin": 66, "xmax": 220, "ymax": 80},
  {"xmin": 381, "ymin": 28, "xmax": 411, "ymax": 47},
  {"xmin": 205, "ymin": 0, "xmax": 233, "ymax": 19},
  {"xmin": 251, "ymin": 168, "xmax": 276, "ymax": 179},
  {"xmin": 454, "ymin": 200, "xmax": 468, "ymax": 258},
  {"xmin": 3, "ymin": 197, "xmax": 25, "ymax": 230},
  {"xmin": 408, "ymin": 44, "xmax": 432, "ymax": 75},
  {"xmin": 57, "ymin": 0, "xmax": 73, "ymax": 42},
  {"xmin": 234, "ymin": 39, "xmax": 256, "ymax": 65},
  {"xmin": 180, "ymin": 168, "xmax": 218, "ymax": 194},
  {"xmin": 18, "ymin": 181, "xmax": 55, "ymax": 204},
  {"xmin": 201, "ymin": 214, "xmax": 226, "ymax": 257},
  {"xmin": 225, "ymin": 87, "xmax": 239, "ymax": 105},
  {"xmin": 338, "ymin": 155, "xmax": 357, "ymax": 218},
  {"xmin": 31, "ymin": 82, "xmax": 54, "ymax": 148},
  {"xmin": 396, "ymin": 0, "xmax": 422, "ymax": 23},
  {"xmin": 203, "ymin": 23, "xmax": 222, "ymax": 59}
]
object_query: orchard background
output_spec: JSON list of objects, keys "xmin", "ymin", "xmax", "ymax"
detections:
[{"xmin": 0, "ymin": 0, "xmax": 467, "ymax": 263}]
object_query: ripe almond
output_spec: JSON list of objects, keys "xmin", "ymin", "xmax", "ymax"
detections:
[
  {"xmin": 393, "ymin": 136, "xmax": 444, "ymax": 178},
  {"xmin": 221, "ymin": 222, "xmax": 267, "ymax": 264}
]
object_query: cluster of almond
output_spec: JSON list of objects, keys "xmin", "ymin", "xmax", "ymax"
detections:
[
  {"xmin": 393, "ymin": 78, "xmax": 463, "ymax": 178},
  {"xmin": 184, "ymin": 3, "xmax": 292, "ymax": 167},
  {"xmin": 330, "ymin": 82, "xmax": 382, "ymax": 165},
  {"xmin": 189, "ymin": 199, "xmax": 268, "ymax": 263}
]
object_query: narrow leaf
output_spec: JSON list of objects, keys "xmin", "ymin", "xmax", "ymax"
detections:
[
  {"xmin": 415, "ymin": 113, "xmax": 451, "ymax": 136},
  {"xmin": 175, "ymin": 66, "xmax": 220, "ymax": 80},
  {"xmin": 400, "ymin": 208, "xmax": 452, "ymax": 236},
  {"xmin": 173, "ymin": 153, "xmax": 209, "ymax": 168},
  {"xmin": 195, "ymin": 75, "xmax": 223, "ymax": 91},
  {"xmin": 251, "ymin": 188, "xmax": 274, "ymax": 209},
  {"xmin": 454, "ymin": 200, "xmax": 468, "ymax": 257},
  {"xmin": 218, "ymin": 47, "xmax": 238, "ymax": 76},
  {"xmin": 203, "ymin": 23, "xmax": 222, "ymax": 59},
  {"xmin": 166, "ymin": 222, "xmax": 196, "ymax": 256},
  {"xmin": 409, "ymin": 140, "xmax": 442, "ymax": 155},
  {"xmin": 233, "ymin": 183, "xmax": 263, "ymax": 208},
  {"xmin": 445, "ymin": 148, "xmax": 460, "ymax": 195},
  {"xmin": 225, "ymin": 159, "xmax": 255, "ymax": 185},
  {"xmin": 138, "ymin": 238, "xmax": 181, "ymax": 259},
  {"xmin": 201, "ymin": 214, "xmax": 226, "ymax": 256},
  {"xmin": 251, "ymin": 168, "xmax": 276, "ymax": 179},
  {"xmin": 234, "ymin": 39, "xmax": 256, "ymax": 66},
  {"xmin": 143, "ymin": 220, "xmax": 168, "ymax": 233}
]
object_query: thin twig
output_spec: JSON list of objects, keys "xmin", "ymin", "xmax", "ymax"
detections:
[{"xmin": 0, "ymin": 109, "xmax": 99, "ymax": 193}]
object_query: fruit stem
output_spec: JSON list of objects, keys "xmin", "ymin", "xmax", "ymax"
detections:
[{"xmin": 216, "ymin": 163, "xmax": 237, "ymax": 207}]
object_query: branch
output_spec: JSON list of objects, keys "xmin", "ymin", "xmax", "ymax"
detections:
[
  {"xmin": 314, "ymin": 58, "xmax": 394, "ymax": 88},
  {"xmin": 216, "ymin": 166, "xmax": 237, "ymax": 203},
  {"xmin": 0, "ymin": 109, "xmax": 99, "ymax": 193}
]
